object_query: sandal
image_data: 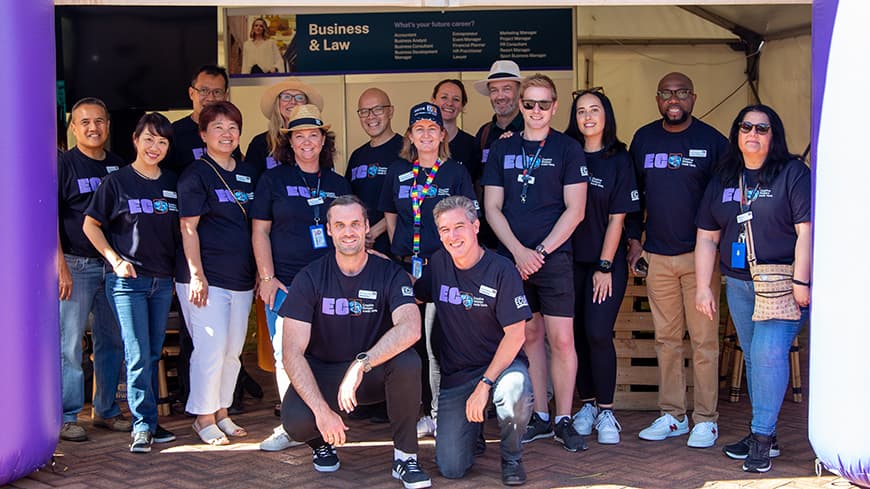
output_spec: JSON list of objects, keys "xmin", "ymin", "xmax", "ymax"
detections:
[
  {"xmin": 216, "ymin": 417, "xmax": 248, "ymax": 437},
  {"xmin": 192, "ymin": 422, "xmax": 229, "ymax": 446}
]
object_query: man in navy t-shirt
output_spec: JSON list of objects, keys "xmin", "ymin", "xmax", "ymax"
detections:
[
  {"xmin": 277, "ymin": 195, "xmax": 431, "ymax": 489},
  {"xmin": 415, "ymin": 196, "xmax": 532, "ymax": 486},
  {"xmin": 482, "ymin": 74, "xmax": 589, "ymax": 452},
  {"xmin": 57, "ymin": 97, "xmax": 129, "ymax": 442},
  {"xmin": 625, "ymin": 72, "xmax": 728, "ymax": 448},
  {"xmin": 345, "ymin": 88, "xmax": 402, "ymax": 255}
]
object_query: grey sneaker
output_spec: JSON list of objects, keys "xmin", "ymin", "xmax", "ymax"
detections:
[
  {"xmin": 60, "ymin": 422, "xmax": 87, "ymax": 442},
  {"xmin": 260, "ymin": 425, "xmax": 304, "ymax": 451},
  {"xmin": 129, "ymin": 431, "xmax": 153, "ymax": 453},
  {"xmin": 594, "ymin": 410, "xmax": 622, "ymax": 445},
  {"xmin": 572, "ymin": 403, "xmax": 599, "ymax": 436}
]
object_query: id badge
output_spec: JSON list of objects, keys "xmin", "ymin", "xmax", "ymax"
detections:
[
  {"xmin": 411, "ymin": 256, "xmax": 424, "ymax": 279},
  {"xmin": 307, "ymin": 197, "xmax": 324, "ymax": 206},
  {"xmin": 731, "ymin": 242, "xmax": 747, "ymax": 269},
  {"xmin": 736, "ymin": 211, "xmax": 753, "ymax": 224},
  {"xmin": 309, "ymin": 224, "xmax": 327, "ymax": 249},
  {"xmin": 516, "ymin": 174, "xmax": 535, "ymax": 185}
]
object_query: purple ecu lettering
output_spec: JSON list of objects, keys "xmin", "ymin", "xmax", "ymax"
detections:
[
  {"xmin": 321, "ymin": 297, "xmax": 350, "ymax": 315},
  {"xmin": 643, "ymin": 153, "xmax": 670, "ymax": 169},
  {"xmin": 438, "ymin": 285, "xmax": 462, "ymax": 305},
  {"xmin": 127, "ymin": 199, "xmax": 154, "ymax": 214},
  {"xmin": 77, "ymin": 177, "xmax": 102, "ymax": 194}
]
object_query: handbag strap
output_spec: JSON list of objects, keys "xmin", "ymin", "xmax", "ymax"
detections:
[{"xmin": 200, "ymin": 157, "xmax": 248, "ymax": 220}]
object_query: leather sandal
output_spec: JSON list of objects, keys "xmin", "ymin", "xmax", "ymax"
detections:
[
  {"xmin": 192, "ymin": 422, "xmax": 229, "ymax": 446},
  {"xmin": 217, "ymin": 417, "xmax": 248, "ymax": 437}
]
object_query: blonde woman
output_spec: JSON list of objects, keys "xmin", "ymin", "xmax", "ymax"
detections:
[{"xmin": 242, "ymin": 18, "xmax": 282, "ymax": 74}]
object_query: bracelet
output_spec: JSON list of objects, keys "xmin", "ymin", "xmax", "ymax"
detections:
[
  {"xmin": 480, "ymin": 376, "xmax": 495, "ymax": 387},
  {"xmin": 792, "ymin": 278, "xmax": 811, "ymax": 287},
  {"xmin": 261, "ymin": 275, "xmax": 274, "ymax": 282}
]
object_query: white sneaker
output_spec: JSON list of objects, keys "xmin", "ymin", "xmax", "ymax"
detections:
[
  {"xmin": 260, "ymin": 425, "xmax": 304, "ymax": 451},
  {"xmin": 416, "ymin": 416, "xmax": 437, "ymax": 438},
  {"xmin": 594, "ymin": 410, "xmax": 621, "ymax": 445},
  {"xmin": 638, "ymin": 413, "xmax": 689, "ymax": 441},
  {"xmin": 572, "ymin": 403, "xmax": 599, "ymax": 436},
  {"xmin": 687, "ymin": 421, "xmax": 719, "ymax": 448}
]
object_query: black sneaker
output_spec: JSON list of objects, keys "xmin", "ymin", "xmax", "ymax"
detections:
[
  {"xmin": 724, "ymin": 432, "xmax": 780, "ymax": 460},
  {"xmin": 554, "ymin": 417, "xmax": 588, "ymax": 452},
  {"xmin": 154, "ymin": 425, "xmax": 176, "ymax": 443},
  {"xmin": 312, "ymin": 443, "xmax": 340, "ymax": 473},
  {"xmin": 501, "ymin": 459, "xmax": 527, "ymax": 486},
  {"xmin": 391, "ymin": 457, "xmax": 431, "ymax": 489},
  {"xmin": 130, "ymin": 431, "xmax": 153, "ymax": 453},
  {"xmin": 521, "ymin": 413, "xmax": 554, "ymax": 443},
  {"xmin": 742, "ymin": 433, "xmax": 772, "ymax": 473}
]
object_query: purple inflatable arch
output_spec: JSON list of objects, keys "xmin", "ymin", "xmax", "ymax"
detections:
[{"xmin": 0, "ymin": 0, "xmax": 61, "ymax": 485}]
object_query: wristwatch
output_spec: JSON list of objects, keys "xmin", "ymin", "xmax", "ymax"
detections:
[
  {"xmin": 597, "ymin": 259, "xmax": 613, "ymax": 273},
  {"xmin": 535, "ymin": 244, "xmax": 549, "ymax": 258},
  {"xmin": 355, "ymin": 352, "xmax": 372, "ymax": 373}
]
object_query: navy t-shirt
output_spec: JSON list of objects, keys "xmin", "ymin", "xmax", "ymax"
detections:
[
  {"xmin": 85, "ymin": 165, "xmax": 180, "ymax": 278},
  {"xmin": 449, "ymin": 129, "xmax": 480, "ymax": 180},
  {"xmin": 627, "ymin": 118, "xmax": 728, "ymax": 255},
  {"xmin": 474, "ymin": 113, "xmax": 524, "ymax": 183},
  {"xmin": 244, "ymin": 131, "xmax": 282, "ymax": 179},
  {"xmin": 279, "ymin": 252, "xmax": 416, "ymax": 363},
  {"xmin": 58, "ymin": 147, "xmax": 126, "ymax": 257},
  {"xmin": 414, "ymin": 249, "xmax": 531, "ymax": 388},
  {"xmin": 378, "ymin": 158, "xmax": 477, "ymax": 259},
  {"xmin": 696, "ymin": 159, "xmax": 811, "ymax": 281},
  {"xmin": 165, "ymin": 115, "xmax": 242, "ymax": 176},
  {"xmin": 481, "ymin": 130, "xmax": 588, "ymax": 255},
  {"xmin": 250, "ymin": 164, "xmax": 352, "ymax": 284},
  {"xmin": 572, "ymin": 149, "xmax": 640, "ymax": 263},
  {"xmin": 176, "ymin": 156, "xmax": 257, "ymax": 290},
  {"xmin": 345, "ymin": 133, "xmax": 403, "ymax": 239}
]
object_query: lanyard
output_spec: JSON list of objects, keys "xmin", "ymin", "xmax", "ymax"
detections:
[
  {"xmin": 297, "ymin": 167, "xmax": 323, "ymax": 224},
  {"xmin": 737, "ymin": 172, "xmax": 760, "ymax": 239},
  {"xmin": 410, "ymin": 159, "xmax": 442, "ymax": 256},
  {"xmin": 519, "ymin": 130, "xmax": 548, "ymax": 203}
]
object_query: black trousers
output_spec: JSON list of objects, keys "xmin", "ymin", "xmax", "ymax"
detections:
[{"xmin": 282, "ymin": 348, "xmax": 422, "ymax": 453}]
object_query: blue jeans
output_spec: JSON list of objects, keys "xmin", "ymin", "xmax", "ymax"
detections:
[
  {"xmin": 59, "ymin": 254, "xmax": 124, "ymax": 423},
  {"xmin": 436, "ymin": 360, "xmax": 532, "ymax": 479},
  {"xmin": 105, "ymin": 274, "xmax": 174, "ymax": 434},
  {"xmin": 725, "ymin": 276, "xmax": 808, "ymax": 436}
]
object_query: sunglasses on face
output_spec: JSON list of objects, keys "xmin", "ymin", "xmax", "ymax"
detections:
[
  {"xmin": 657, "ymin": 89, "xmax": 693, "ymax": 100},
  {"xmin": 356, "ymin": 105, "xmax": 391, "ymax": 118},
  {"xmin": 521, "ymin": 99, "xmax": 554, "ymax": 111},
  {"xmin": 572, "ymin": 86, "xmax": 604, "ymax": 99},
  {"xmin": 738, "ymin": 121, "xmax": 771, "ymax": 135},
  {"xmin": 279, "ymin": 93, "xmax": 307, "ymax": 103}
]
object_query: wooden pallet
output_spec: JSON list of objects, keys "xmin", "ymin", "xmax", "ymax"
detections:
[{"xmin": 613, "ymin": 279, "xmax": 694, "ymax": 410}]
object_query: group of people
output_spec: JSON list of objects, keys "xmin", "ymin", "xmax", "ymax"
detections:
[{"xmin": 57, "ymin": 57, "xmax": 811, "ymax": 487}]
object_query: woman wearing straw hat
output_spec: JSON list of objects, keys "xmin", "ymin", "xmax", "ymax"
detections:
[
  {"xmin": 245, "ymin": 78, "xmax": 324, "ymax": 178},
  {"xmin": 251, "ymin": 104, "xmax": 351, "ymax": 451}
]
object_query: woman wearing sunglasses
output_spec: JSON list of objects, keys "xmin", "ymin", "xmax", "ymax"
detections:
[
  {"xmin": 695, "ymin": 104, "xmax": 811, "ymax": 473},
  {"xmin": 564, "ymin": 88, "xmax": 640, "ymax": 445}
]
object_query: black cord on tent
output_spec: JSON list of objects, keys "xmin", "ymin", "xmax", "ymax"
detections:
[{"xmin": 697, "ymin": 78, "xmax": 749, "ymax": 120}]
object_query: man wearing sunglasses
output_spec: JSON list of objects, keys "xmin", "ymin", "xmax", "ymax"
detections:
[
  {"xmin": 626, "ymin": 72, "xmax": 728, "ymax": 449},
  {"xmin": 165, "ymin": 65, "xmax": 241, "ymax": 175},
  {"xmin": 482, "ymin": 74, "xmax": 589, "ymax": 452},
  {"xmin": 345, "ymin": 88, "xmax": 401, "ymax": 255}
]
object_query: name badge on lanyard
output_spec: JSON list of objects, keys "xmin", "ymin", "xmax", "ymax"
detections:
[
  {"xmin": 736, "ymin": 211, "xmax": 753, "ymax": 224},
  {"xmin": 308, "ymin": 197, "xmax": 324, "ymax": 206},
  {"xmin": 411, "ymin": 256, "xmax": 424, "ymax": 279},
  {"xmin": 310, "ymin": 224, "xmax": 327, "ymax": 249}
]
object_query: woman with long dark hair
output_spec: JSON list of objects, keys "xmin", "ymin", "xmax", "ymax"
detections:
[
  {"xmin": 695, "ymin": 104, "xmax": 811, "ymax": 473},
  {"xmin": 251, "ymin": 104, "xmax": 351, "ymax": 451},
  {"xmin": 564, "ymin": 88, "xmax": 639, "ymax": 445}
]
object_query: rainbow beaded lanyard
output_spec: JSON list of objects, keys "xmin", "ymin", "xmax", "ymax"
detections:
[{"xmin": 410, "ymin": 158, "xmax": 442, "ymax": 256}]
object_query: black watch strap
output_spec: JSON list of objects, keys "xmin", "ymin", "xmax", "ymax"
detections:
[{"xmin": 597, "ymin": 259, "xmax": 613, "ymax": 273}]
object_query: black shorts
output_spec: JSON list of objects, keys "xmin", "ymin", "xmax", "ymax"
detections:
[{"xmin": 523, "ymin": 251, "xmax": 574, "ymax": 317}]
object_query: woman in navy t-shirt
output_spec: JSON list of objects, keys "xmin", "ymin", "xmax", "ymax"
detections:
[
  {"xmin": 564, "ymin": 88, "xmax": 639, "ymax": 445},
  {"xmin": 431, "ymin": 79, "xmax": 479, "ymax": 178},
  {"xmin": 251, "ymin": 104, "xmax": 351, "ymax": 451},
  {"xmin": 176, "ymin": 102, "xmax": 257, "ymax": 446},
  {"xmin": 83, "ymin": 113, "xmax": 180, "ymax": 453},
  {"xmin": 695, "ymin": 105, "xmax": 811, "ymax": 473}
]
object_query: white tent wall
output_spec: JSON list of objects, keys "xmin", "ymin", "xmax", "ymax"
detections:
[{"xmin": 758, "ymin": 34, "xmax": 812, "ymax": 157}]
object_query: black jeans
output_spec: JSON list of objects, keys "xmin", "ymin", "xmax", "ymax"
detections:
[{"xmin": 282, "ymin": 348, "xmax": 422, "ymax": 453}]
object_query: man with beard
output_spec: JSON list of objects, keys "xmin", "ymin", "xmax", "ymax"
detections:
[
  {"xmin": 278, "ymin": 195, "xmax": 431, "ymax": 489},
  {"xmin": 625, "ymin": 72, "xmax": 728, "ymax": 449}
]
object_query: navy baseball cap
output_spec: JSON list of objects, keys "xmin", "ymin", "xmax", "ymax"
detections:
[{"xmin": 408, "ymin": 102, "xmax": 443, "ymax": 128}]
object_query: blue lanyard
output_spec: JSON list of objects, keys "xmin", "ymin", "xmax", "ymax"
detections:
[
  {"xmin": 297, "ymin": 166, "xmax": 323, "ymax": 223},
  {"xmin": 519, "ymin": 130, "xmax": 548, "ymax": 203}
]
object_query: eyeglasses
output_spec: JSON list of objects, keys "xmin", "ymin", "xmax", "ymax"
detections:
[
  {"xmin": 356, "ymin": 105, "xmax": 391, "ymax": 118},
  {"xmin": 738, "ymin": 121, "xmax": 771, "ymax": 135},
  {"xmin": 520, "ymin": 99, "xmax": 554, "ymax": 111},
  {"xmin": 657, "ymin": 89, "xmax": 693, "ymax": 100},
  {"xmin": 279, "ymin": 93, "xmax": 307, "ymax": 103},
  {"xmin": 191, "ymin": 86, "xmax": 226, "ymax": 98},
  {"xmin": 572, "ymin": 86, "xmax": 604, "ymax": 98}
]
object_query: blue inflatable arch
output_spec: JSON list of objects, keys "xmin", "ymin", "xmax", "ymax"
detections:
[{"xmin": 1, "ymin": 0, "xmax": 868, "ymax": 486}]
